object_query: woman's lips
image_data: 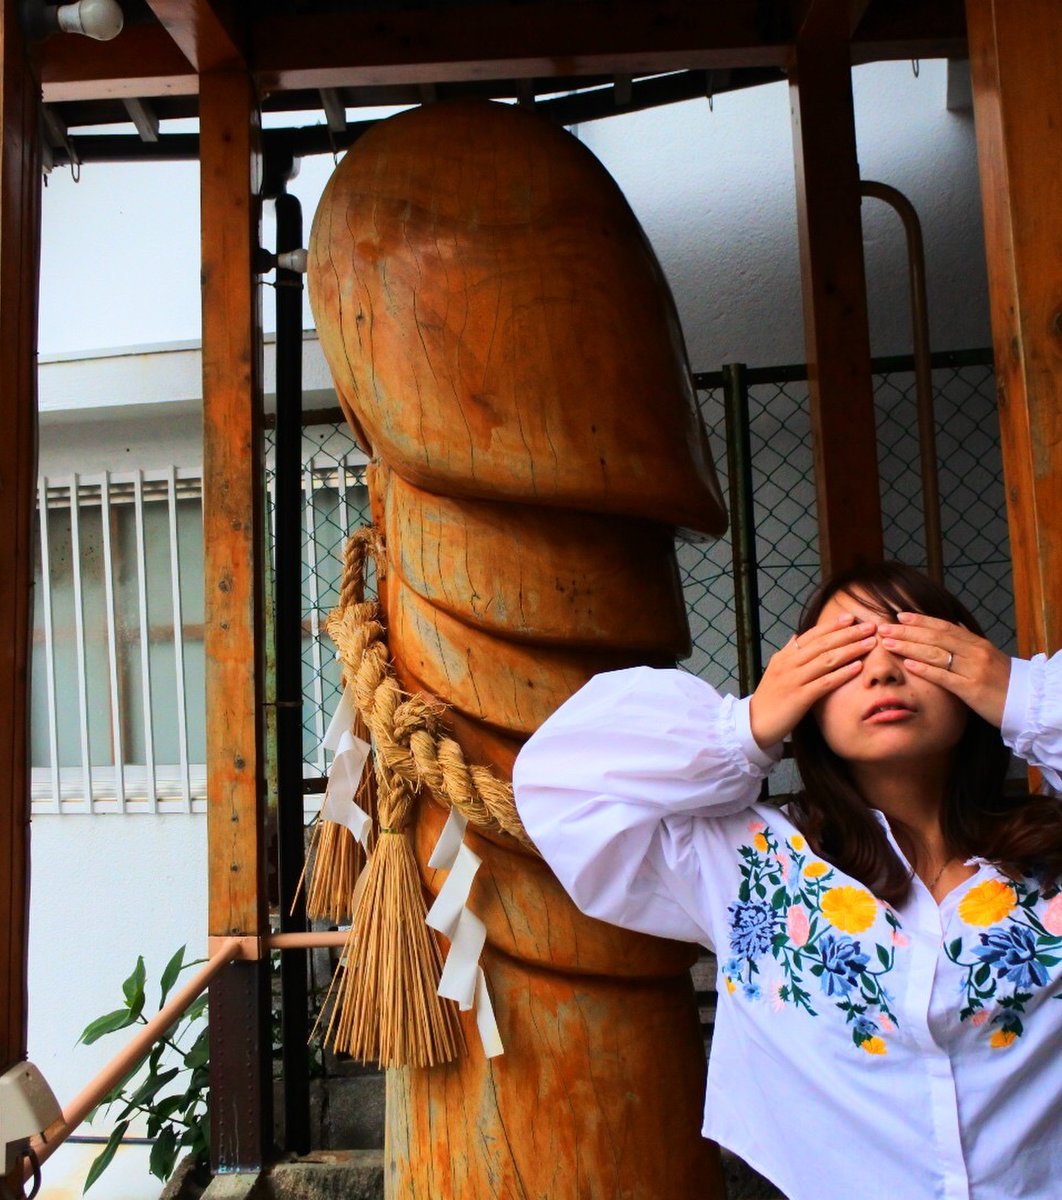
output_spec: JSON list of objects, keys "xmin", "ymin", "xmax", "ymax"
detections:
[{"xmin": 863, "ymin": 705, "xmax": 915, "ymax": 724}]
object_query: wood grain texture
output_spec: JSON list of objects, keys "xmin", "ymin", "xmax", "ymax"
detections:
[
  {"xmin": 0, "ymin": 0, "xmax": 40, "ymax": 1079},
  {"xmin": 200, "ymin": 70, "xmax": 266, "ymax": 938},
  {"xmin": 311, "ymin": 99, "xmax": 722, "ymax": 1197},
  {"xmin": 386, "ymin": 949, "xmax": 717, "ymax": 1199},
  {"xmin": 966, "ymin": 0, "xmax": 1062, "ymax": 659},
  {"xmin": 144, "ymin": 0, "xmax": 244, "ymax": 73},
  {"xmin": 788, "ymin": 4, "xmax": 883, "ymax": 575},
  {"xmin": 383, "ymin": 469, "xmax": 690, "ymax": 654},
  {"xmin": 309, "ymin": 99, "xmax": 726, "ymax": 537}
]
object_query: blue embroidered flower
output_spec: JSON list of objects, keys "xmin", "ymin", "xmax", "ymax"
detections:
[
  {"xmin": 816, "ymin": 934, "xmax": 870, "ymax": 997},
  {"xmin": 723, "ymin": 957, "xmax": 743, "ymax": 978},
  {"xmin": 974, "ymin": 924, "xmax": 1049, "ymax": 989},
  {"xmin": 852, "ymin": 1015, "xmax": 878, "ymax": 1039},
  {"xmin": 743, "ymin": 982, "xmax": 762, "ymax": 1001},
  {"xmin": 727, "ymin": 899, "xmax": 778, "ymax": 960}
]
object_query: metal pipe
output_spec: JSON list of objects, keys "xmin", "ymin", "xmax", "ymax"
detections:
[
  {"xmin": 721, "ymin": 363, "xmax": 764, "ymax": 695},
  {"xmin": 272, "ymin": 186, "xmax": 311, "ymax": 1156},
  {"xmin": 860, "ymin": 180, "xmax": 943, "ymax": 582},
  {"xmin": 27, "ymin": 937, "xmax": 242, "ymax": 1178},
  {"xmin": 269, "ymin": 931, "xmax": 346, "ymax": 950}
]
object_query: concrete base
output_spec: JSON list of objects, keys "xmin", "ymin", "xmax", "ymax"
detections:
[
  {"xmin": 200, "ymin": 1171, "xmax": 262, "ymax": 1199},
  {"xmin": 259, "ymin": 1152, "xmax": 384, "ymax": 1200}
]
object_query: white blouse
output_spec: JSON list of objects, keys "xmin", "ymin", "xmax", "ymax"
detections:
[{"xmin": 512, "ymin": 654, "xmax": 1062, "ymax": 1200}]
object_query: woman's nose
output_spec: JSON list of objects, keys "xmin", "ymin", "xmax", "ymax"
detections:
[{"xmin": 862, "ymin": 636, "xmax": 904, "ymax": 685}]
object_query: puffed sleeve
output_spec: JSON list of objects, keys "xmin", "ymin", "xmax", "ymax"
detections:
[
  {"xmin": 512, "ymin": 666, "xmax": 781, "ymax": 946},
  {"xmin": 1001, "ymin": 652, "xmax": 1062, "ymax": 793}
]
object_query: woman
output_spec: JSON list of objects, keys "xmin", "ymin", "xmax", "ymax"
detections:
[{"xmin": 512, "ymin": 562, "xmax": 1062, "ymax": 1200}]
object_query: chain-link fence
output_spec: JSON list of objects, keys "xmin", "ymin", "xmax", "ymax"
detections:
[
  {"xmin": 683, "ymin": 349, "xmax": 1011, "ymax": 698},
  {"xmin": 271, "ymin": 348, "xmax": 1011, "ymax": 787}
]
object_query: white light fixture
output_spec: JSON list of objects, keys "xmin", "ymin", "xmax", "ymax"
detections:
[
  {"xmin": 0, "ymin": 1061, "xmax": 61, "ymax": 1175},
  {"xmin": 23, "ymin": 0, "xmax": 123, "ymax": 42},
  {"xmin": 277, "ymin": 248, "xmax": 309, "ymax": 275}
]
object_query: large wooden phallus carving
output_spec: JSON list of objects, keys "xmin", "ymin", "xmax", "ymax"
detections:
[{"xmin": 308, "ymin": 98, "xmax": 728, "ymax": 1198}]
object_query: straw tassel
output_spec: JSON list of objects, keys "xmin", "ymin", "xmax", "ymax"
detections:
[
  {"xmin": 304, "ymin": 710, "xmax": 376, "ymax": 923},
  {"xmin": 325, "ymin": 766, "xmax": 463, "ymax": 1066}
]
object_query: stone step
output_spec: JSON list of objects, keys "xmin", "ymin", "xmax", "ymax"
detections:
[{"xmin": 190, "ymin": 1149, "xmax": 783, "ymax": 1200}]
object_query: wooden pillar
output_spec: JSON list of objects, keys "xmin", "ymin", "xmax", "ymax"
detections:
[
  {"xmin": 0, "ymin": 0, "xmax": 41, "ymax": 1086},
  {"xmin": 789, "ymin": 1, "xmax": 883, "ymax": 575},
  {"xmin": 966, "ymin": 0, "xmax": 1062, "ymax": 658},
  {"xmin": 200, "ymin": 68, "xmax": 271, "ymax": 1172}
]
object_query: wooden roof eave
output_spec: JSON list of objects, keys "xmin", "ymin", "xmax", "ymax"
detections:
[{"xmin": 35, "ymin": 0, "xmax": 967, "ymax": 107}]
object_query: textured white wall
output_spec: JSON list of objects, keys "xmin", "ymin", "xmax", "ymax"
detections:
[{"xmin": 28, "ymin": 816, "xmax": 207, "ymax": 1199}]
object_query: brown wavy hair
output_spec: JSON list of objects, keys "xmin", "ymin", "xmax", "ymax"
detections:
[{"xmin": 787, "ymin": 561, "xmax": 1062, "ymax": 905}]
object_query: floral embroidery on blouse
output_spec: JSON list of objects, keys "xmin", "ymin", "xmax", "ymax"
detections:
[
  {"xmin": 722, "ymin": 823, "xmax": 902, "ymax": 1054},
  {"xmin": 946, "ymin": 876, "xmax": 1062, "ymax": 1048}
]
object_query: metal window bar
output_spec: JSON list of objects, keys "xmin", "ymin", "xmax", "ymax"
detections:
[
  {"xmin": 132, "ymin": 470, "xmax": 158, "ymax": 813},
  {"xmin": 167, "ymin": 467, "xmax": 193, "ymax": 813},
  {"xmin": 37, "ymin": 477, "xmax": 62, "ymax": 816},
  {"xmin": 98, "ymin": 472, "xmax": 127, "ymax": 812},
  {"xmin": 68, "ymin": 472, "xmax": 94, "ymax": 814}
]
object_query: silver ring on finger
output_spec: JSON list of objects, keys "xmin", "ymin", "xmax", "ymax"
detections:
[{"xmin": 945, "ymin": 651, "xmax": 954, "ymax": 671}]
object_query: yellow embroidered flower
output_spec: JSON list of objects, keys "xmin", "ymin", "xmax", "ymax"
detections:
[
  {"xmin": 790, "ymin": 834, "xmax": 806, "ymax": 851},
  {"xmin": 803, "ymin": 861, "xmax": 829, "ymax": 878},
  {"xmin": 753, "ymin": 833, "xmax": 769, "ymax": 853},
  {"xmin": 725, "ymin": 977, "xmax": 737, "ymax": 995},
  {"xmin": 958, "ymin": 879, "xmax": 1017, "ymax": 927},
  {"xmin": 990, "ymin": 1029, "xmax": 1017, "ymax": 1049},
  {"xmin": 821, "ymin": 886, "xmax": 878, "ymax": 934},
  {"xmin": 860, "ymin": 1037, "xmax": 887, "ymax": 1056}
]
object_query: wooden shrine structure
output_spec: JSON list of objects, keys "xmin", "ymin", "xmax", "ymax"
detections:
[{"xmin": 2, "ymin": 0, "xmax": 1061, "ymax": 1193}]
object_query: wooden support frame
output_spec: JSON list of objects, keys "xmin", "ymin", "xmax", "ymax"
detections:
[
  {"xmin": 966, "ymin": 0, "xmax": 1062, "ymax": 659},
  {"xmin": 32, "ymin": 0, "xmax": 969, "ymax": 105},
  {"xmin": 200, "ymin": 67, "xmax": 271, "ymax": 1172},
  {"xmin": 0, "ymin": 0, "xmax": 41, "ymax": 1087},
  {"xmin": 143, "ymin": 0, "xmax": 244, "ymax": 74},
  {"xmin": 789, "ymin": 0, "xmax": 883, "ymax": 575}
]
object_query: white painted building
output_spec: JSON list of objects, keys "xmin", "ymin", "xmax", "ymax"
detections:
[{"xmin": 29, "ymin": 59, "xmax": 996, "ymax": 1197}]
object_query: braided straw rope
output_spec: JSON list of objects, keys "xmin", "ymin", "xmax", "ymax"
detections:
[{"xmin": 326, "ymin": 528, "xmax": 540, "ymax": 855}]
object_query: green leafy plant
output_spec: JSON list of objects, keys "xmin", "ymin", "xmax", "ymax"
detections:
[{"xmin": 78, "ymin": 947, "xmax": 210, "ymax": 1193}]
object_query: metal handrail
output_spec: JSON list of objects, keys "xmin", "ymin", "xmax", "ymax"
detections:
[{"xmin": 20, "ymin": 929, "xmax": 349, "ymax": 1186}]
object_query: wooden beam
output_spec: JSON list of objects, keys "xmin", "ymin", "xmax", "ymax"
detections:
[
  {"xmin": 0, "ymin": 0, "xmax": 41, "ymax": 1085},
  {"xmin": 791, "ymin": 0, "xmax": 872, "ymax": 38},
  {"xmin": 201, "ymin": 67, "xmax": 265, "ymax": 942},
  {"xmin": 966, "ymin": 0, "xmax": 1062, "ymax": 657},
  {"xmin": 852, "ymin": 0, "xmax": 966, "ymax": 63},
  {"xmin": 252, "ymin": 1, "xmax": 791, "ymax": 92},
  {"xmin": 788, "ymin": 0, "xmax": 883, "ymax": 574},
  {"xmin": 143, "ymin": 0, "xmax": 245, "ymax": 73},
  {"xmin": 36, "ymin": 22, "xmax": 196, "ymax": 102},
  {"xmin": 200, "ymin": 66, "xmax": 271, "ymax": 1172}
]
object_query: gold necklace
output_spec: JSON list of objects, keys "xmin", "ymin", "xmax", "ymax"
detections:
[{"xmin": 926, "ymin": 857, "xmax": 957, "ymax": 892}]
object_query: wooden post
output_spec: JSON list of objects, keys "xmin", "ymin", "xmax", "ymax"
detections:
[
  {"xmin": 789, "ymin": 1, "xmax": 883, "ymax": 575},
  {"xmin": 0, "ymin": 0, "xmax": 41, "ymax": 1088},
  {"xmin": 966, "ymin": 0, "xmax": 1062, "ymax": 658},
  {"xmin": 200, "ymin": 67, "xmax": 271, "ymax": 1172}
]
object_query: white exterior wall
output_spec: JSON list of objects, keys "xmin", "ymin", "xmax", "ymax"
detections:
[{"xmin": 28, "ymin": 58, "xmax": 992, "ymax": 1199}]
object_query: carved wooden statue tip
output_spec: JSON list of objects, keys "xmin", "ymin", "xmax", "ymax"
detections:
[{"xmin": 309, "ymin": 97, "xmax": 727, "ymax": 538}]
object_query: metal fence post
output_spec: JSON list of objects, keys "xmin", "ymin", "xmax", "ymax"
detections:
[{"xmin": 721, "ymin": 363, "xmax": 763, "ymax": 696}]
